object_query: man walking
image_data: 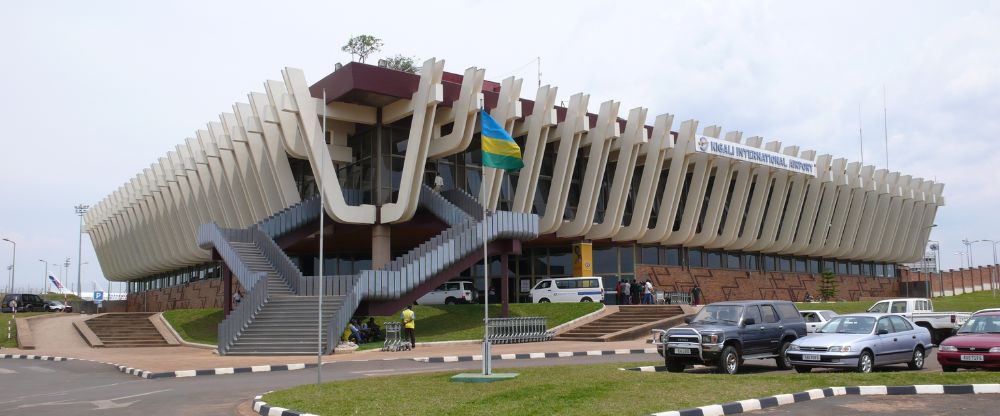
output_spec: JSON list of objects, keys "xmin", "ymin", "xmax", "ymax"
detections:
[
  {"xmin": 690, "ymin": 284, "xmax": 702, "ymax": 306},
  {"xmin": 401, "ymin": 305, "xmax": 416, "ymax": 349}
]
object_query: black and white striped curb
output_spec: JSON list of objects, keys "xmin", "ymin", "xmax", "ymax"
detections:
[
  {"xmin": 1, "ymin": 354, "xmax": 71, "ymax": 362},
  {"xmin": 621, "ymin": 365, "xmax": 666, "ymax": 372},
  {"xmin": 414, "ymin": 347, "xmax": 658, "ymax": 363},
  {"xmin": 650, "ymin": 384, "xmax": 1000, "ymax": 416},
  {"xmin": 253, "ymin": 392, "xmax": 317, "ymax": 416}
]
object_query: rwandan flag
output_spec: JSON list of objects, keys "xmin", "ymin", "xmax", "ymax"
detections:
[{"xmin": 480, "ymin": 109, "xmax": 524, "ymax": 171}]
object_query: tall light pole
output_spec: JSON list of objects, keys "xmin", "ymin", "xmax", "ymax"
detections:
[
  {"xmin": 954, "ymin": 252, "xmax": 968, "ymax": 270},
  {"xmin": 981, "ymin": 240, "xmax": 999, "ymax": 298},
  {"xmin": 63, "ymin": 257, "xmax": 71, "ymax": 296},
  {"xmin": 39, "ymin": 259, "xmax": 48, "ymax": 294},
  {"xmin": 962, "ymin": 239, "xmax": 979, "ymax": 268},
  {"xmin": 75, "ymin": 204, "xmax": 89, "ymax": 298},
  {"xmin": 922, "ymin": 224, "xmax": 938, "ymax": 298},
  {"xmin": 2, "ymin": 238, "xmax": 15, "ymax": 293}
]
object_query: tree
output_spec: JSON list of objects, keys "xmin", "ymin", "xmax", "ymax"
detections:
[
  {"xmin": 341, "ymin": 35, "xmax": 383, "ymax": 63},
  {"xmin": 818, "ymin": 270, "xmax": 838, "ymax": 301},
  {"xmin": 382, "ymin": 54, "xmax": 418, "ymax": 73}
]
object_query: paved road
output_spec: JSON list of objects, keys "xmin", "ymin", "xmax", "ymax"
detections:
[
  {"xmin": 0, "ymin": 353, "xmax": 657, "ymax": 416},
  {"xmin": 754, "ymin": 394, "xmax": 1000, "ymax": 415}
]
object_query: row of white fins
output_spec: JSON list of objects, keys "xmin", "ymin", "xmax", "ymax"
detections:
[{"xmin": 85, "ymin": 58, "xmax": 941, "ymax": 279}]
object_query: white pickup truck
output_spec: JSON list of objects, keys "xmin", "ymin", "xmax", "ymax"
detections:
[{"xmin": 866, "ymin": 298, "xmax": 972, "ymax": 344}]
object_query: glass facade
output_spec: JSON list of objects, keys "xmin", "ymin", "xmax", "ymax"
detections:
[{"xmin": 127, "ymin": 262, "xmax": 221, "ymax": 293}]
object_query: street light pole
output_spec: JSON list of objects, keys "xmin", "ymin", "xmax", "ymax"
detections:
[
  {"xmin": 2, "ymin": 238, "xmax": 15, "ymax": 293},
  {"xmin": 983, "ymin": 240, "xmax": 999, "ymax": 298},
  {"xmin": 38, "ymin": 260, "xmax": 48, "ymax": 294},
  {"xmin": 75, "ymin": 204, "xmax": 90, "ymax": 298}
]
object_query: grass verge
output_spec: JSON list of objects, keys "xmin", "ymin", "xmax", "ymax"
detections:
[
  {"xmin": 1, "ymin": 312, "xmax": 45, "ymax": 348},
  {"xmin": 796, "ymin": 290, "xmax": 1000, "ymax": 315},
  {"xmin": 162, "ymin": 308, "xmax": 223, "ymax": 345},
  {"xmin": 354, "ymin": 303, "xmax": 602, "ymax": 350},
  {"xmin": 264, "ymin": 361, "xmax": 1000, "ymax": 416}
]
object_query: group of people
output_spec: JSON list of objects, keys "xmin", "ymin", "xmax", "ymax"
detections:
[
  {"xmin": 345, "ymin": 317, "xmax": 382, "ymax": 344},
  {"xmin": 615, "ymin": 278, "xmax": 657, "ymax": 305}
]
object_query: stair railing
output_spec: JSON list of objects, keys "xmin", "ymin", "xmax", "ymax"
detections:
[
  {"xmin": 419, "ymin": 183, "xmax": 473, "ymax": 226},
  {"xmin": 250, "ymin": 226, "xmax": 305, "ymax": 295},
  {"xmin": 324, "ymin": 277, "xmax": 365, "ymax": 354},
  {"xmin": 217, "ymin": 270, "xmax": 268, "ymax": 355},
  {"xmin": 440, "ymin": 187, "xmax": 484, "ymax": 220},
  {"xmin": 196, "ymin": 223, "xmax": 265, "ymax": 295},
  {"xmin": 256, "ymin": 195, "xmax": 322, "ymax": 239}
]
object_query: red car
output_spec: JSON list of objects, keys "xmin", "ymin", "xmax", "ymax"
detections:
[{"xmin": 937, "ymin": 311, "xmax": 1000, "ymax": 372}]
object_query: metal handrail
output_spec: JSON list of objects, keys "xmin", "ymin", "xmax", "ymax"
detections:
[
  {"xmin": 419, "ymin": 183, "xmax": 472, "ymax": 226},
  {"xmin": 196, "ymin": 223, "xmax": 263, "ymax": 296},
  {"xmin": 218, "ymin": 270, "xmax": 268, "ymax": 355},
  {"xmin": 440, "ymin": 187, "xmax": 484, "ymax": 220},
  {"xmin": 250, "ymin": 226, "xmax": 304, "ymax": 295}
]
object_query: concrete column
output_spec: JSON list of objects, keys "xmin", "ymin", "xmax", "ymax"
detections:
[
  {"xmin": 501, "ymin": 253, "xmax": 510, "ymax": 318},
  {"xmin": 372, "ymin": 225, "xmax": 391, "ymax": 270}
]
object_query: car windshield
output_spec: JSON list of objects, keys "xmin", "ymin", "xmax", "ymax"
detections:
[
  {"xmin": 690, "ymin": 305, "xmax": 744, "ymax": 324},
  {"xmin": 958, "ymin": 315, "xmax": 1000, "ymax": 334},
  {"xmin": 817, "ymin": 316, "xmax": 876, "ymax": 334},
  {"xmin": 50, "ymin": 301, "xmax": 64, "ymax": 306}
]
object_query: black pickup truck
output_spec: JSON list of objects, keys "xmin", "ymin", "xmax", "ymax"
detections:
[{"xmin": 652, "ymin": 300, "xmax": 808, "ymax": 374}]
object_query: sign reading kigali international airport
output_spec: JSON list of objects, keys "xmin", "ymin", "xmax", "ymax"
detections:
[{"xmin": 695, "ymin": 135, "xmax": 817, "ymax": 177}]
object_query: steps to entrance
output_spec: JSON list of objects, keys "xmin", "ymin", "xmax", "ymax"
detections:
[
  {"xmin": 84, "ymin": 313, "xmax": 173, "ymax": 348},
  {"xmin": 555, "ymin": 305, "xmax": 686, "ymax": 342},
  {"xmin": 224, "ymin": 295, "xmax": 345, "ymax": 355}
]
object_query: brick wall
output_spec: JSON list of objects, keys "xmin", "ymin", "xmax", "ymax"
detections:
[
  {"xmin": 901, "ymin": 265, "xmax": 998, "ymax": 297},
  {"xmin": 635, "ymin": 265, "xmax": 898, "ymax": 303},
  {"xmin": 125, "ymin": 278, "xmax": 241, "ymax": 312}
]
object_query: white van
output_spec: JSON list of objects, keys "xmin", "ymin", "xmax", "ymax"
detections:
[
  {"xmin": 415, "ymin": 281, "xmax": 477, "ymax": 305},
  {"xmin": 530, "ymin": 277, "xmax": 604, "ymax": 303}
]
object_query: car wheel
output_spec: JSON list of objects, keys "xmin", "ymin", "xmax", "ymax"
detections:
[
  {"xmin": 445, "ymin": 297, "xmax": 456, "ymax": 305},
  {"xmin": 856, "ymin": 351, "xmax": 874, "ymax": 374},
  {"xmin": 716, "ymin": 345, "xmax": 741, "ymax": 375},
  {"xmin": 580, "ymin": 297, "xmax": 592, "ymax": 303},
  {"xmin": 794, "ymin": 366, "xmax": 812, "ymax": 373},
  {"xmin": 666, "ymin": 361, "xmax": 686, "ymax": 373},
  {"xmin": 539, "ymin": 298, "xmax": 550, "ymax": 303},
  {"xmin": 907, "ymin": 347, "xmax": 925, "ymax": 370},
  {"xmin": 942, "ymin": 366, "xmax": 957, "ymax": 373},
  {"xmin": 776, "ymin": 341, "xmax": 793, "ymax": 370}
]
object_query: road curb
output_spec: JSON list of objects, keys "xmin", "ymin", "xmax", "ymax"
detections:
[
  {"xmin": 0, "ymin": 352, "xmax": 321, "ymax": 379},
  {"xmin": 252, "ymin": 392, "xmax": 318, "ymax": 416},
  {"xmin": 1, "ymin": 353, "xmax": 70, "ymax": 362},
  {"xmin": 413, "ymin": 347, "xmax": 658, "ymax": 363},
  {"xmin": 649, "ymin": 383, "xmax": 1000, "ymax": 416}
]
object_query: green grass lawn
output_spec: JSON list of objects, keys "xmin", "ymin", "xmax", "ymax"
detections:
[
  {"xmin": 159, "ymin": 303, "xmax": 601, "ymax": 349},
  {"xmin": 796, "ymin": 290, "xmax": 1000, "ymax": 315},
  {"xmin": 1, "ymin": 312, "xmax": 45, "ymax": 348},
  {"xmin": 353, "ymin": 303, "xmax": 601, "ymax": 350},
  {"xmin": 162, "ymin": 308, "xmax": 223, "ymax": 345},
  {"xmin": 264, "ymin": 361, "xmax": 1000, "ymax": 416}
]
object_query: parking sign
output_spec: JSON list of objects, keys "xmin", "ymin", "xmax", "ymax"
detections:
[{"xmin": 94, "ymin": 291, "xmax": 104, "ymax": 303}]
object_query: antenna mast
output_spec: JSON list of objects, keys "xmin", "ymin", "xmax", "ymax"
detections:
[
  {"xmin": 858, "ymin": 103, "xmax": 864, "ymax": 166},
  {"xmin": 883, "ymin": 85, "xmax": 889, "ymax": 170}
]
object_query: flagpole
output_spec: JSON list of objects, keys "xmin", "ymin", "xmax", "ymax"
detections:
[
  {"xmin": 481, "ymin": 104, "xmax": 492, "ymax": 376},
  {"xmin": 317, "ymin": 89, "xmax": 326, "ymax": 385}
]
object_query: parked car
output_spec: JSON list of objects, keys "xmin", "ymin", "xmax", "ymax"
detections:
[
  {"xmin": 415, "ymin": 281, "xmax": 477, "ymax": 305},
  {"xmin": 800, "ymin": 310, "xmax": 838, "ymax": 333},
  {"xmin": 1, "ymin": 293, "xmax": 48, "ymax": 312},
  {"xmin": 45, "ymin": 300, "xmax": 73, "ymax": 313},
  {"xmin": 652, "ymin": 300, "xmax": 807, "ymax": 374},
  {"xmin": 866, "ymin": 298, "xmax": 970, "ymax": 344},
  {"xmin": 937, "ymin": 311, "xmax": 1000, "ymax": 372},
  {"xmin": 530, "ymin": 277, "xmax": 604, "ymax": 303},
  {"xmin": 786, "ymin": 313, "xmax": 932, "ymax": 373}
]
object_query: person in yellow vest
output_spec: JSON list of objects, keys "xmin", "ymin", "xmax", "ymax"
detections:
[{"xmin": 401, "ymin": 305, "xmax": 416, "ymax": 349}]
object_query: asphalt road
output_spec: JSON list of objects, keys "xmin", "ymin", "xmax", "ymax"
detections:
[{"xmin": 0, "ymin": 353, "xmax": 657, "ymax": 416}]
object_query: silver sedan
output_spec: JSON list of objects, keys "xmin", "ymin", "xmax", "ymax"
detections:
[{"xmin": 785, "ymin": 313, "xmax": 933, "ymax": 373}]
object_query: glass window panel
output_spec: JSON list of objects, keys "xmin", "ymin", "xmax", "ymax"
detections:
[
  {"xmin": 664, "ymin": 248, "xmax": 681, "ymax": 266},
  {"xmin": 593, "ymin": 247, "xmax": 618, "ymax": 274},
  {"xmin": 808, "ymin": 259, "xmax": 820, "ymax": 274},
  {"xmin": 744, "ymin": 254, "xmax": 758, "ymax": 271},
  {"xmin": 779, "ymin": 257, "xmax": 792, "ymax": 272},
  {"xmin": 706, "ymin": 251, "xmax": 723, "ymax": 268},
  {"xmin": 620, "ymin": 246, "xmax": 634, "ymax": 273},
  {"xmin": 764, "ymin": 256, "xmax": 777, "ymax": 271},
  {"xmin": 850, "ymin": 262, "xmax": 861, "ymax": 276},
  {"xmin": 726, "ymin": 253, "xmax": 741, "ymax": 269},
  {"xmin": 641, "ymin": 246, "xmax": 659, "ymax": 265},
  {"xmin": 548, "ymin": 248, "xmax": 572, "ymax": 276},
  {"xmin": 688, "ymin": 249, "xmax": 703, "ymax": 268},
  {"xmin": 837, "ymin": 262, "xmax": 848, "ymax": 275},
  {"xmin": 794, "ymin": 259, "xmax": 807, "ymax": 273}
]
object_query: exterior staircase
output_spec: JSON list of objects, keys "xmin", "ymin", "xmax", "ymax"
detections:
[
  {"xmin": 84, "ymin": 313, "xmax": 172, "ymax": 348},
  {"xmin": 197, "ymin": 184, "xmax": 539, "ymax": 356},
  {"xmin": 555, "ymin": 305, "xmax": 687, "ymax": 342}
]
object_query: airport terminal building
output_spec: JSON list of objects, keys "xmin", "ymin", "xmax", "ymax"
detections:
[{"xmin": 84, "ymin": 59, "xmax": 943, "ymax": 354}]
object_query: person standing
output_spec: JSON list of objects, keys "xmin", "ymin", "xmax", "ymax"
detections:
[
  {"xmin": 644, "ymin": 280, "xmax": 654, "ymax": 305},
  {"xmin": 615, "ymin": 279, "xmax": 624, "ymax": 305},
  {"xmin": 621, "ymin": 280, "xmax": 631, "ymax": 305},
  {"xmin": 690, "ymin": 284, "xmax": 702, "ymax": 306},
  {"xmin": 401, "ymin": 305, "xmax": 416, "ymax": 349}
]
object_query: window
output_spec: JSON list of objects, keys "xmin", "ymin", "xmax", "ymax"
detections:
[
  {"xmin": 620, "ymin": 247, "xmax": 634, "ymax": 273},
  {"xmin": 775, "ymin": 303, "xmax": 803, "ymax": 321},
  {"xmin": 744, "ymin": 254, "xmax": 758, "ymax": 271},
  {"xmin": 445, "ymin": 282, "xmax": 460, "ymax": 291},
  {"xmin": 850, "ymin": 262, "xmax": 861, "ymax": 276},
  {"xmin": 890, "ymin": 301, "xmax": 908, "ymax": 313},
  {"xmin": 593, "ymin": 247, "xmax": 618, "ymax": 273},
  {"xmin": 664, "ymin": 248, "xmax": 681, "ymax": 266},
  {"xmin": 706, "ymin": 251, "xmax": 722, "ymax": 268},
  {"xmin": 837, "ymin": 262, "xmax": 848, "ymax": 275},
  {"xmin": 764, "ymin": 256, "xmax": 777, "ymax": 271},
  {"xmin": 744, "ymin": 305, "xmax": 762, "ymax": 324},
  {"xmin": 794, "ymin": 259, "xmax": 807, "ymax": 273},
  {"xmin": 726, "ymin": 253, "xmax": 741, "ymax": 269},
  {"xmin": 822, "ymin": 260, "xmax": 835, "ymax": 274},
  {"xmin": 760, "ymin": 305, "xmax": 779, "ymax": 323},
  {"xmin": 803, "ymin": 312, "xmax": 820, "ymax": 323},
  {"xmin": 778, "ymin": 257, "xmax": 792, "ymax": 272},
  {"xmin": 555, "ymin": 280, "xmax": 577, "ymax": 289},
  {"xmin": 808, "ymin": 259, "xmax": 820, "ymax": 274},
  {"xmin": 869, "ymin": 301, "xmax": 889, "ymax": 313},
  {"xmin": 535, "ymin": 281, "xmax": 551, "ymax": 289},
  {"xmin": 889, "ymin": 315, "xmax": 914, "ymax": 332},
  {"xmin": 641, "ymin": 246, "xmax": 658, "ymax": 265},
  {"xmin": 688, "ymin": 249, "xmax": 703, "ymax": 268},
  {"xmin": 876, "ymin": 317, "xmax": 894, "ymax": 334},
  {"xmin": 580, "ymin": 279, "xmax": 599, "ymax": 288}
]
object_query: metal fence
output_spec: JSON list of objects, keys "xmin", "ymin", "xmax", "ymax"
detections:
[
  {"xmin": 667, "ymin": 292, "xmax": 692, "ymax": 305},
  {"xmin": 381, "ymin": 322, "xmax": 411, "ymax": 352},
  {"xmin": 485, "ymin": 317, "xmax": 554, "ymax": 344}
]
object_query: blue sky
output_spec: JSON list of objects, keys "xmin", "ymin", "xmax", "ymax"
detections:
[{"xmin": 1, "ymin": 0, "xmax": 998, "ymax": 292}]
